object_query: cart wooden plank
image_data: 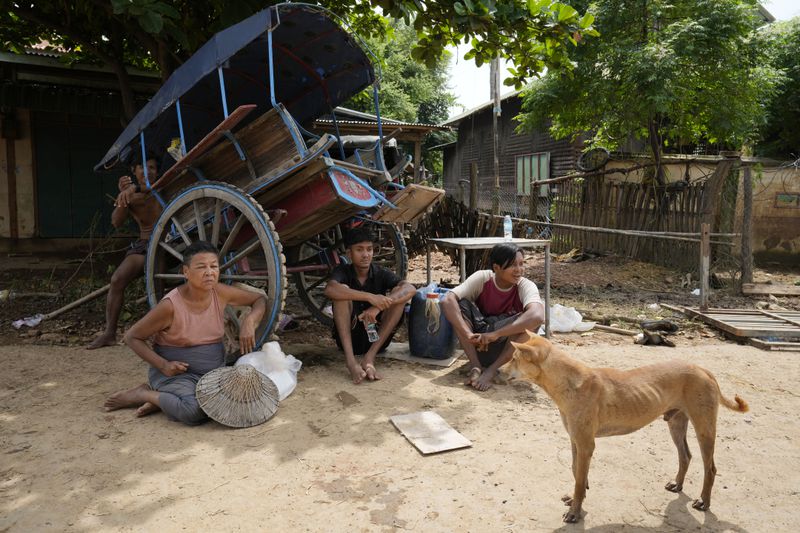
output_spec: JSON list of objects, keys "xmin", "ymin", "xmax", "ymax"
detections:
[
  {"xmin": 373, "ymin": 183, "xmax": 445, "ymax": 223},
  {"xmin": 153, "ymin": 104, "xmax": 257, "ymax": 191}
]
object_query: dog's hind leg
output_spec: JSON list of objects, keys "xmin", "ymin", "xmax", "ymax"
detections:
[
  {"xmin": 691, "ymin": 423, "xmax": 717, "ymax": 511},
  {"xmin": 664, "ymin": 410, "xmax": 691, "ymax": 492}
]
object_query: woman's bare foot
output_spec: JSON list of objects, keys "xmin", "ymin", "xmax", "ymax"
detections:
[
  {"xmin": 104, "ymin": 383, "xmax": 151, "ymax": 411},
  {"xmin": 87, "ymin": 332, "xmax": 117, "ymax": 350},
  {"xmin": 362, "ymin": 363, "xmax": 381, "ymax": 381},
  {"xmin": 136, "ymin": 402, "xmax": 160, "ymax": 417},
  {"xmin": 347, "ymin": 362, "xmax": 367, "ymax": 384}
]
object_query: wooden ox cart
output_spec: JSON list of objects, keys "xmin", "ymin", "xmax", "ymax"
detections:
[{"xmin": 95, "ymin": 4, "xmax": 443, "ymax": 349}]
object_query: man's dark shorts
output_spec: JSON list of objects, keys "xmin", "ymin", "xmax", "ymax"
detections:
[
  {"xmin": 333, "ymin": 311, "xmax": 404, "ymax": 357},
  {"xmin": 126, "ymin": 239, "xmax": 148, "ymax": 257},
  {"xmin": 458, "ymin": 299, "xmax": 520, "ymax": 367}
]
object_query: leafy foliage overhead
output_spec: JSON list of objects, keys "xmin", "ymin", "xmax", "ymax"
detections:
[
  {"xmin": 517, "ymin": 0, "xmax": 780, "ymax": 160},
  {"xmin": 1, "ymin": 0, "xmax": 595, "ymax": 85},
  {"xmin": 753, "ymin": 17, "xmax": 800, "ymax": 159}
]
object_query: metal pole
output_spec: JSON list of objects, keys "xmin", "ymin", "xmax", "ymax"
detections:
[
  {"xmin": 544, "ymin": 241, "xmax": 551, "ymax": 338},
  {"xmin": 460, "ymin": 247, "xmax": 466, "ymax": 282},
  {"xmin": 700, "ymin": 222, "xmax": 710, "ymax": 311},
  {"xmin": 490, "ymin": 57, "xmax": 501, "ymax": 215},
  {"xmin": 426, "ymin": 241, "xmax": 432, "ymax": 285}
]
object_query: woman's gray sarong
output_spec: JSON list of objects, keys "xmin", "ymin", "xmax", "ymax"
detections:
[{"xmin": 149, "ymin": 342, "xmax": 224, "ymax": 425}]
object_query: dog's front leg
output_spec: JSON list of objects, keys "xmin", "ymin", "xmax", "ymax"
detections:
[{"xmin": 564, "ymin": 436, "xmax": 595, "ymax": 523}]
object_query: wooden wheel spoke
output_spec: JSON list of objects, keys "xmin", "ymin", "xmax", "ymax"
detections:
[
  {"xmin": 171, "ymin": 216, "xmax": 192, "ymax": 246},
  {"xmin": 159, "ymin": 241, "xmax": 184, "ymax": 262},
  {"xmin": 219, "ymin": 274, "xmax": 270, "ymax": 282},
  {"xmin": 305, "ymin": 273, "xmax": 331, "ymax": 292},
  {"xmin": 220, "ymin": 239, "xmax": 261, "ymax": 271},
  {"xmin": 193, "ymin": 201, "xmax": 207, "ymax": 241},
  {"xmin": 219, "ymin": 212, "xmax": 247, "ymax": 257},
  {"xmin": 210, "ymin": 199, "xmax": 222, "ymax": 248},
  {"xmin": 154, "ymin": 273, "xmax": 184, "ymax": 280}
]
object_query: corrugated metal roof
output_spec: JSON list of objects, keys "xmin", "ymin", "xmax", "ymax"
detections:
[
  {"xmin": 442, "ymin": 89, "xmax": 521, "ymax": 126},
  {"xmin": 314, "ymin": 118, "xmax": 450, "ymax": 130}
]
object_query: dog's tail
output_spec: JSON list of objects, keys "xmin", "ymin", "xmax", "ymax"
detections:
[
  {"xmin": 720, "ymin": 394, "xmax": 749, "ymax": 413},
  {"xmin": 701, "ymin": 367, "xmax": 749, "ymax": 413}
]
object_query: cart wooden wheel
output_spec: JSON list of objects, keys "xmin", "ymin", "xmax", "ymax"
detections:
[
  {"xmin": 145, "ymin": 182, "xmax": 286, "ymax": 350},
  {"xmin": 287, "ymin": 220, "xmax": 407, "ymax": 327}
]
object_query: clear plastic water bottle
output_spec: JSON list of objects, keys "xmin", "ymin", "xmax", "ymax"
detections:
[
  {"xmin": 503, "ymin": 214, "xmax": 513, "ymax": 241},
  {"xmin": 366, "ymin": 322, "xmax": 379, "ymax": 343}
]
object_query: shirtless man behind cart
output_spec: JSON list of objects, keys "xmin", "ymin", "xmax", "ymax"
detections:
[{"xmin": 87, "ymin": 153, "xmax": 163, "ymax": 349}]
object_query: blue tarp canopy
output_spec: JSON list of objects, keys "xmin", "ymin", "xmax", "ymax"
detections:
[{"xmin": 95, "ymin": 4, "xmax": 375, "ymax": 171}]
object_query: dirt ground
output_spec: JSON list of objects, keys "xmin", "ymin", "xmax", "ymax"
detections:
[{"xmin": 1, "ymin": 250, "xmax": 799, "ymax": 531}]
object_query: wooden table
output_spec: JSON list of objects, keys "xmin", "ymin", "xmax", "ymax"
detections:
[{"xmin": 426, "ymin": 237, "xmax": 551, "ymax": 337}]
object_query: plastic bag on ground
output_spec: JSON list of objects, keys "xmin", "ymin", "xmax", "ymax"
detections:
[
  {"xmin": 538, "ymin": 304, "xmax": 595, "ymax": 334},
  {"xmin": 235, "ymin": 341, "xmax": 302, "ymax": 400}
]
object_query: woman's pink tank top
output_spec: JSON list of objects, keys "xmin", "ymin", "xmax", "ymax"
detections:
[{"xmin": 154, "ymin": 287, "xmax": 225, "ymax": 347}]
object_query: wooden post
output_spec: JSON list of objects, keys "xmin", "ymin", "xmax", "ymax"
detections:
[
  {"xmin": 700, "ymin": 222, "xmax": 710, "ymax": 311},
  {"xmin": 741, "ymin": 165, "xmax": 754, "ymax": 285},
  {"xmin": 469, "ymin": 162, "xmax": 478, "ymax": 211},
  {"xmin": 413, "ymin": 140, "xmax": 422, "ymax": 183}
]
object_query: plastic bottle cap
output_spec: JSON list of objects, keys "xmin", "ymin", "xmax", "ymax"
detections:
[{"xmin": 426, "ymin": 292, "xmax": 439, "ymax": 299}]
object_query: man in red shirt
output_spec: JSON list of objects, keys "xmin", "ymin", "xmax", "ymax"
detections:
[{"xmin": 441, "ymin": 243, "xmax": 544, "ymax": 391}]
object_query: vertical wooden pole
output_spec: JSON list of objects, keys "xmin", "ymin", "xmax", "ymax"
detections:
[
  {"xmin": 490, "ymin": 57, "xmax": 501, "ymax": 215},
  {"xmin": 469, "ymin": 162, "xmax": 478, "ymax": 211},
  {"xmin": 413, "ymin": 140, "xmax": 422, "ymax": 183},
  {"xmin": 741, "ymin": 165, "xmax": 754, "ymax": 285},
  {"xmin": 5, "ymin": 135, "xmax": 18, "ymax": 240},
  {"xmin": 700, "ymin": 222, "xmax": 710, "ymax": 311}
]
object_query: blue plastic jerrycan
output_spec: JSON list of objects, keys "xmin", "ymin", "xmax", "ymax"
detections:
[{"xmin": 408, "ymin": 286, "xmax": 455, "ymax": 359}]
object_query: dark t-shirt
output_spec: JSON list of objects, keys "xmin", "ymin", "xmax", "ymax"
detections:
[{"xmin": 329, "ymin": 263, "xmax": 401, "ymax": 317}]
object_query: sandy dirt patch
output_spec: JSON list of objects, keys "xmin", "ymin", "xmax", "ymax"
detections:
[{"xmin": 1, "ymin": 336, "xmax": 797, "ymax": 532}]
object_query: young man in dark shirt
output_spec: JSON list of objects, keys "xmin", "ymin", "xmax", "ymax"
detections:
[{"xmin": 324, "ymin": 227, "xmax": 415, "ymax": 384}]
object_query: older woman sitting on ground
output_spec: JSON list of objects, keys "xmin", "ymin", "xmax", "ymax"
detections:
[{"xmin": 104, "ymin": 240, "xmax": 266, "ymax": 425}]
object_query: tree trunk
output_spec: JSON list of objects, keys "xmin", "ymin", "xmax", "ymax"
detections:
[{"xmin": 647, "ymin": 118, "xmax": 666, "ymax": 187}]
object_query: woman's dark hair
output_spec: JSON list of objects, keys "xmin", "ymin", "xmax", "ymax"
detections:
[
  {"xmin": 344, "ymin": 227, "xmax": 375, "ymax": 248},
  {"xmin": 489, "ymin": 243, "xmax": 522, "ymax": 269},
  {"xmin": 182, "ymin": 241, "xmax": 219, "ymax": 266}
]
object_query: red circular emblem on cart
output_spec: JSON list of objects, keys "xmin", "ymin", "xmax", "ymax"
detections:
[{"xmin": 331, "ymin": 169, "xmax": 372, "ymax": 201}]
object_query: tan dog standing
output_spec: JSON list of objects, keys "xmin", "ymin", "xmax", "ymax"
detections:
[{"xmin": 502, "ymin": 332, "xmax": 748, "ymax": 523}]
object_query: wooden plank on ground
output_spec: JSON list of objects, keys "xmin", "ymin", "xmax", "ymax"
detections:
[
  {"xmin": 747, "ymin": 338, "xmax": 800, "ymax": 351},
  {"xmin": 742, "ymin": 283, "xmax": 800, "ymax": 296},
  {"xmin": 390, "ymin": 411, "xmax": 472, "ymax": 455},
  {"xmin": 682, "ymin": 307, "xmax": 800, "ymax": 338}
]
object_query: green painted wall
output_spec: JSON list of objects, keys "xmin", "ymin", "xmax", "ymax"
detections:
[{"xmin": 34, "ymin": 111, "xmax": 124, "ymax": 238}]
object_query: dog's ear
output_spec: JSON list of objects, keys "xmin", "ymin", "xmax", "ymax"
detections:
[
  {"xmin": 510, "ymin": 340, "xmax": 541, "ymax": 362},
  {"xmin": 525, "ymin": 329, "xmax": 538, "ymax": 340}
]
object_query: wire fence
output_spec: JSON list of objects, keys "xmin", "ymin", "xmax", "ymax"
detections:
[{"xmin": 436, "ymin": 157, "xmax": 754, "ymax": 280}]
